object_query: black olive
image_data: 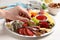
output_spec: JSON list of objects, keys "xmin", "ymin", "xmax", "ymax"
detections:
[
  {"xmin": 50, "ymin": 24, "xmax": 52, "ymax": 26},
  {"xmin": 40, "ymin": 30, "xmax": 47, "ymax": 34},
  {"xmin": 50, "ymin": 23, "xmax": 55, "ymax": 27},
  {"xmin": 39, "ymin": 30, "xmax": 42, "ymax": 32},
  {"xmin": 47, "ymin": 21, "xmax": 50, "ymax": 23}
]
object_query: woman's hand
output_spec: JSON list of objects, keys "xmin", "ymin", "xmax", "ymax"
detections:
[{"xmin": 0, "ymin": 6, "xmax": 31, "ymax": 21}]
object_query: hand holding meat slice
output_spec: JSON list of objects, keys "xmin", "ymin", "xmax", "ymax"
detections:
[{"xmin": 0, "ymin": 6, "xmax": 31, "ymax": 21}]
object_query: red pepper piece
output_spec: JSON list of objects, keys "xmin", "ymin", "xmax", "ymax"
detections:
[
  {"xmin": 22, "ymin": 23, "xmax": 28, "ymax": 27},
  {"xmin": 23, "ymin": 28, "xmax": 28, "ymax": 35},
  {"xmin": 25, "ymin": 28, "xmax": 34, "ymax": 36},
  {"xmin": 18, "ymin": 28, "xmax": 24, "ymax": 35}
]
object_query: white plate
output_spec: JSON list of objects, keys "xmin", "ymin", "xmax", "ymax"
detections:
[{"xmin": 4, "ymin": 13, "xmax": 55, "ymax": 39}]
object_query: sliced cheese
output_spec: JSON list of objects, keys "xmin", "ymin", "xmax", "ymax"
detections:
[{"xmin": 44, "ymin": 12, "xmax": 54, "ymax": 24}]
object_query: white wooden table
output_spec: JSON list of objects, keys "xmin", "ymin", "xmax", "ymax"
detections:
[{"xmin": 0, "ymin": 0, "xmax": 60, "ymax": 40}]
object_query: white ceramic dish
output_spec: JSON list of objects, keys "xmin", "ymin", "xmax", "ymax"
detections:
[
  {"xmin": 48, "ymin": 7, "xmax": 60, "ymax": 16},
  {"xmin": 4, "ymin": 14, "xmax": 55, "ymax": 39},
  {"xmin": 3, "ymin": 4, "xmax": 55, "ymax": 38},
  {"xmin": 48, "ymin": 3, "xmax": 60, "ymax": 16}
]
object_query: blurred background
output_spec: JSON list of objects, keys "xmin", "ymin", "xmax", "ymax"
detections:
[{"xmin": 0, "ymin": 0, "xmax": 60, "ymax": 6}]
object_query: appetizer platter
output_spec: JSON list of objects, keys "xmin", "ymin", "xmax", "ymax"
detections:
[
  {"xmin": 5, "ymin": 9, "xmax": 55, "ymax": 37},
  {"xmin": 4, "ymin": 0, "xmax": 59, "ymax": 38}
]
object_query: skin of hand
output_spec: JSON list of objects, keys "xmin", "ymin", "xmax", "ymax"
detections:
[{"xmin": 0, "ymin": 6, "xmax": 31, "ymax": 21}]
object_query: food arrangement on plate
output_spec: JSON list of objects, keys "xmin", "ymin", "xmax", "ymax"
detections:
[
  {"xmin": 5, "ymin": 9, "xmax": 55, "ymax": 37},
  {"xmin": 3, "ymin": 0, "xmax": 60, "ymax": 38}
]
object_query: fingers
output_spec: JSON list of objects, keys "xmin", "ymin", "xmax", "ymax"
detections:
[
  {"xmin": 0, "ymin": 10, "xmax": 19, "ymax": 20},
  {"xmin": 0, "ymin": 6, "xmax": 31, "ymax": 21},
  {"xmin": 24, "ymin": 12, "xmax": 31, "ymax": 19},
  {"xmin": 19, "ymin": 12, "xmax": 31, "ymax": 19},
  {"xmin": 15, "ymin": 6, "xmax": 31, "ymax": 19},
  {"xmin": 16, "ymin": 16, "xmax": 29, "ymax": 22},
  {"xmin": 0, "ymin": 9, "xmax": 7, "ymax": 18},
  {"xmin": 7, "ymin": 7, "xmax": 19, "ymax": 15}
]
